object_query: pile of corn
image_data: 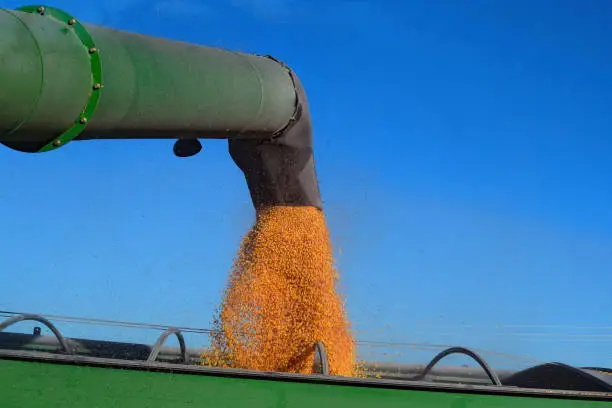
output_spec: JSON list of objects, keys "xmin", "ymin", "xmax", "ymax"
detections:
[{"xmin": 205, "ymin": 206, "xmax": 356, "ymax": 376}]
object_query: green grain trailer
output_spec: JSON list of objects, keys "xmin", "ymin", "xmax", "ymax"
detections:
[
  {"xmin": 1, "ymin": 5, "xmax": 611, "ymax": 407},
  {"xmin": 0, "ymin": 312, "xmax": 611, "ymax": 408}
]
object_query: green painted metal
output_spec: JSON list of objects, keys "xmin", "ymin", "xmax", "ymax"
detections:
[
  {"xmin": 0, "ymin": 5, "xmax": 297, "ymax": 153},
  {"xmin": 1, "ymin": 358, "xmax": 609, "ymax": 408},
  {"xmin": 15, "ymin": 5, "xmax": 102, "ymax": 152}
]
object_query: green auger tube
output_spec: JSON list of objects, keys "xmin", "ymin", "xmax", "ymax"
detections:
[{"xmin": 0, "ymin": 5, "xmax": 321, "ymax": 209}]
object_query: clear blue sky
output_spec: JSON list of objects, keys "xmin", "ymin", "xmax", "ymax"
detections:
[{"xmin": 1, "ymin": 0, "xmax": 611, "ymax": 370}]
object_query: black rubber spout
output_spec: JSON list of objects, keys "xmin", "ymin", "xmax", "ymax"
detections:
[{"xmin": 229, "ymin": 63, "xmax": 323, "ymax": 210}]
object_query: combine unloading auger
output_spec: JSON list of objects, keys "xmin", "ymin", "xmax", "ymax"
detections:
[{"xmin": 0, "ymin": 5, "xmax": 321, "ymax": 209}]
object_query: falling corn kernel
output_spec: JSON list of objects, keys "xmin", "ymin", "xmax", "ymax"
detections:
[{"xmin": 206, "ymin": 206, "xmax": 356, "ymax": 376}]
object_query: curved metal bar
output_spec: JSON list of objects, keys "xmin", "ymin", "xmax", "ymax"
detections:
[
  {"xmin": 314, "ymin": 341, "xmax": 330, "ymax": 375},
  {"xmin": 147, "ymin": 328, "xmax": 188, "ymax": 364},
  {"xmin": 411, "ymin": 346, "xmax": 502, "ymax": 386},
  {"xmin": 0, "ymin": 313, "xmax": 73, "ymax": 354}
]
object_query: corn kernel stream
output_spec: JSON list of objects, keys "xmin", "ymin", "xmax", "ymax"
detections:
[{"xmin": 207, "ymin": 206, "xmax": 356, "ymax": 376}]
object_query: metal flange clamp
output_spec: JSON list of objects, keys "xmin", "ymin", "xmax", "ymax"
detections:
[{"xmin": 17, "ymin": 5, "xmax": 102, "ymax": 152}]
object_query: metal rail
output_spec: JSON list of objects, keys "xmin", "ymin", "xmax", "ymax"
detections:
[
  {"xmin": 0, "ymin": 314, "xmax": 73, "ymax": 354},
  {"xmin": 147, "ymin": 328, "xmax": 188, "ymax": 364},
  {"xmin": 410, "ymin": 346, "xmax": 503, "ymax": 386},
  {"xmin": 314, "ymin": 341, "xmax": 330, "ymax": 375}
]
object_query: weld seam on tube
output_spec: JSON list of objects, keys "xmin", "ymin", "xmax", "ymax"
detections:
[{"xmin": 1, "ymin": 8, "xmax": 45, "ymax": 138}]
